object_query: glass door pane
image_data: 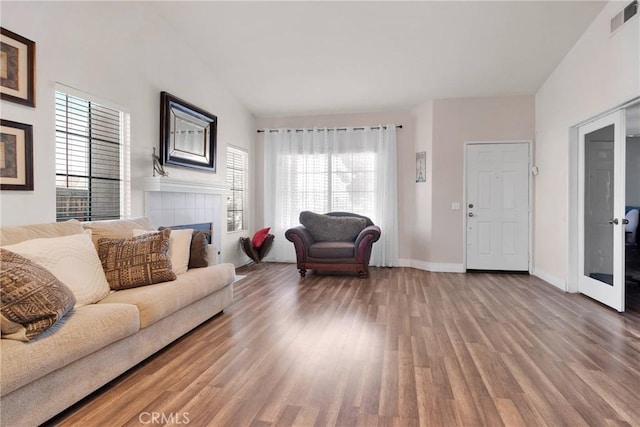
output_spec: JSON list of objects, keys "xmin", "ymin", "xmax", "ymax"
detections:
[
  {"xmin": 583, "ymin": 124, "xmax": 615, "ymax": 285},
  {"xmin": 578, "ymin": 110, "xmax": 625, "ymax": 312}
]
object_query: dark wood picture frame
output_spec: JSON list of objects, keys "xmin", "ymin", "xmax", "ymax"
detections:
[
  {"xmin": 0, "ymin": 27, "xmax": 35, "ymax": 107},
  {"xmin": 160, "ymin": 92, "xmax": 217, "ymax": 172},
  {"xmin": 1, "ymin": 119, "xmax": 34, "ymax": 191}
]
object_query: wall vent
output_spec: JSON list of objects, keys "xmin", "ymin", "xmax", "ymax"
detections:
[{"xmin": 611, "ymin": 0, "xmax": 638, "ymax": 35}]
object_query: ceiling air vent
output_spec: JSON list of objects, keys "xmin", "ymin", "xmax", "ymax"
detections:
[{"xmin": 611, "ymin": 0, "xmax": 638, "ymax": 35}]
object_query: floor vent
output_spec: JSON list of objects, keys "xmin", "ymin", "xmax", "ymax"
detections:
[{"xmin": 611, "ymin": 0, "xmax": 638, "ymax": 35}]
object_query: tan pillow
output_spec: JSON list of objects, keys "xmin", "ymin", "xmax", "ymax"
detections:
[
  {"xmin": 0, "ymin": 249, "xmax": 76, "ymax": 342},
  {"xmin": 82, "ymin": 217, "xmax": 155, "ymax": 248},
  {"xmin": 132, "ymin": 228, "xmax": 193, "ymax": 275},
  {"xmin": 98, "ymin": 228, "xmax": 176, "ymax": 290}
]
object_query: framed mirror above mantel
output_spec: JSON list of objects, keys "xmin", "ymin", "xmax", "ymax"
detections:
[{"xmin": 160, "ymin": 91, "xmax": 217, "ymax": 172}]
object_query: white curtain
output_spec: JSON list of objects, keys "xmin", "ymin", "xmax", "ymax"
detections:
[{"xmin": 263, "ymin": 125, "xmax": 399, "ymax": 267}]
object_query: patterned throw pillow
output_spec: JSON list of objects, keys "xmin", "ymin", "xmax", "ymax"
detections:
[
  {"xmin": 299, "ymin": 211, "xmax": 367, "ymax": 242},
  {"xmin": 98, "ymin": 228, "xmax": 176, "ymax": 290},
  {"xmin": 0, "ymin": 249, "xmax": 76, "ymax": 342},
  {"xmin": 133, "ymin": 228, "xmax": 193, "ymax": 275}
]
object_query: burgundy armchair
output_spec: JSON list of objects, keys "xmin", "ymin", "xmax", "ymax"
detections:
[{"xmin": 285, "ymin": 212, "xmax": 381, "ymax": 278}]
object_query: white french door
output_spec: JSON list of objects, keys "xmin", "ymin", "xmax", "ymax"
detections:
[
  {"xmin": 466, "ymin": 142, "xmax": 530, "ymax": 271},
  {"xmin": 578, "ymin": 111, "xmax": 626, "ymax": 312}
]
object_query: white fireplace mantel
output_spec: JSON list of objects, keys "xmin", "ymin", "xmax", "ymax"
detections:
[{"xmin": 143, "ymin": 177, "xmax": 231, "ymax": 195}]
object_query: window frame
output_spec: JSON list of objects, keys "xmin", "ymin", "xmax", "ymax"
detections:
[
  {"xmin": 54, "ymin": 84, "xmax": 130, "ymax": 222},
  {"xmin": 226, "ymin": 145, "xmax": 249, "ymax": 233}
]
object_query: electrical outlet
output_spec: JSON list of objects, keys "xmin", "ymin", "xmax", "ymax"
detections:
[{"xmin": 451, "ymin": 202, "xmax": 460, "ymax": 210}]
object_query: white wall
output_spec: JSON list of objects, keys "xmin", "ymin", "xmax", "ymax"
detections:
[
  {"xmin": 411, "ymin": 100, "xmax": 434, "ymax": 266},
  {"xmin": 0, "ymin": 2, "xmax": 255, "ymax": 265},
  {"xmin": 411, "ymin": 96, "xmax": 535, "ymax": 271},
  {"xmin": 535, "ymin": 0, "xmax": 639, "ymax": 289}
]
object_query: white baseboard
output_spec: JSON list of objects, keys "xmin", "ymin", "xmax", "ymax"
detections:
[
  {"xmin": 532, "ymin": 267, "xmax": 566, "ymax": 291},
  {"xmin": 398, "ymin": 258, "xmax": 465, "ymax": 273}
]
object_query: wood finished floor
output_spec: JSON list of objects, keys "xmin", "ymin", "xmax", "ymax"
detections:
[{"xmin": 48, "ymin": 264, "xmax": 640, "ymax": 427}]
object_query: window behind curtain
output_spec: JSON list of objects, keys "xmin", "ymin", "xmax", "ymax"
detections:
[
  {"xmin": 281, "ymin": 151, "xmax": 376, "ymax": 225},
  {"xmin": 227, "ymin": 146, "xmax": 248, "ymax": 232},
  {"xmin": 55, "ymin": 90, "xmax": 126, "ymax": 222}
]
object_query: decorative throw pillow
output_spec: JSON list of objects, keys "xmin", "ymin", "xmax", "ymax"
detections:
[
  {"xmin": 158, "ymin": 227, "xmax": 210, "ymax": 269},
  {"xmin": 299, "ymin": 211, "xmax": 367, "ymax": 242},
  {"xmin": 2, "ymin": 233, "xmax": 111, "ymax": 306},
  {"xmin": 133, "ymin": 228, "xmax": 193, "ymax": 275},
  {"xmin": 188, "ymin": 231, "xmax": 210, "ymax": 269},
  {"xmin": 98, "ymin": 228, "xmax": 176, "ymax": 290},
  {"xmin": 252, "ymin": 227, "xmax": 271, "ymax": 248},
  {"xmin": 0, "ymin": 249, "xmax": 76, "ymax": 342}
]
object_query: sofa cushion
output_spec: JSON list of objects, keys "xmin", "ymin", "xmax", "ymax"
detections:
[
  {"xmin": 82, "ymin": 217, "xmax": 155, "ymax": 248},
  {"xmin": 0, "ymin": 303, "xmax": 140, "ymax": 396},
  {"xmin": 308, "ymin": 241, "xmax": 355, "ymax": 259},
  {"xmin": 98, "ymin": 229, "xmax": 176, "ymax": 290},
  {"xmin": 0, "ymin": 219, "xmax": 84, "ymax": 246},
  {"xmin": 98, "ymin": 263, "xmax": 235, "ymax": 328},
  {"xmin": 0, "ymin": 249, "xmax": 76, "ymax": 342},
  {"xmin": 299, "ymin": 211, "xmax": 366, "ymax": 242},
  {"xmin": 2, "ymin": 233, "xmax": 111, "ymax": 306},
  {"xmin": 133, "ymin": 229, "xmax": 193, "ymax": 275}
]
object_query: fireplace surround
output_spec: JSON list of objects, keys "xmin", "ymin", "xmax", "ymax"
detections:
[{"xmin": 143, "ymin": 177, "xmax": 230, "ymax": 263}]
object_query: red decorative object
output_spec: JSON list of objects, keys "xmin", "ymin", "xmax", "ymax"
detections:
[{"xmin": 252, "ymin": 227, "xmax": 271, "ymax": 248}]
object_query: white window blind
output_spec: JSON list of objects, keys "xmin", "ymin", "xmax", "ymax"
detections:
[
  {"xmin": 281, "ymin": 152, "xmax": 376, "ymax": 225},
  {"xmin": 226, "ymin": 146, "xmax": 248, "ymax": 232},
  {"xmin": 55, "ymin": 91, "xmax": 125, "ymax": 222}
]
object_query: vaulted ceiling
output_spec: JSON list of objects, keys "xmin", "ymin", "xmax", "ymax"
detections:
[{"xmin": 151, "ymin": 1, "xmax": 606, "ymax": 117}]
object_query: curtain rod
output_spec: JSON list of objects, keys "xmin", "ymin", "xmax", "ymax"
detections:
[{"xmin": 256, "ymin": 125, "xmax": 402, "ymax": 133}]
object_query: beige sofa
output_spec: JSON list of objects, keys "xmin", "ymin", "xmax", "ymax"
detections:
[{"xmin": 0, "ymin": 218, "xmax": 235, "ymax": 426}]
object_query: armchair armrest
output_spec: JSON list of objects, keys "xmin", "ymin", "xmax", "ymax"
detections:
[
  {"xmin": 355, "ymin": 225, "xmax": 381, "ymax": 247},
  {"xmin": 285, "ymin": 226, "xmax": 316, "ymax": 262},
  {"xmin": 354, "ymin": 225, "xmax": 381, "ymax": 263}
]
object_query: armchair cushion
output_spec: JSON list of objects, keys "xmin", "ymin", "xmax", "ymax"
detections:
[
  {"xmin": 299, "ymin": 211, "xmax": 366, "ymax": 242},
  {"xmin": 309, "ymin": 241, "xmax": 355, "ymax": 259}
]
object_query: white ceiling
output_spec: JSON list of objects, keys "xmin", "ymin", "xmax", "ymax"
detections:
[{"xmin": 150, "ymin": 1, "xmax": 607, "ymax": 118}]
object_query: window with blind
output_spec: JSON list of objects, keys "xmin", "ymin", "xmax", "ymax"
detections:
[
  {"xmin": 226, "ymin": 146, "xmax": 248, "ymax": 232},
  {"xmin": 281, "ymin": 151, "xmax": 376, "ymax": 224},
  {"xmin": 55, "ymin": 90, "xmax": 127, "ymax": 222}
]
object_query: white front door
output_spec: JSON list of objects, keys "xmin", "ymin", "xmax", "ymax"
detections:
[
  {"xmin": 466, "ymin": 142, "xmax": 530, "ymax": 271},
  {"xmin": 578, "ymin": 111, "xmax": 626, "ymax": 312}
]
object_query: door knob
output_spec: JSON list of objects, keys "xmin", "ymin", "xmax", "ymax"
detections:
[
  {"xmin": 609, "ymin": 218, "xmax": 619, "ymax": 225},
  {"xmin": 468, "ymin": 212, "xmax": 474, "ymax": 217},
  {"xmin": 468, "ymin": 203, "xmax": 474, "ymax": 208}
]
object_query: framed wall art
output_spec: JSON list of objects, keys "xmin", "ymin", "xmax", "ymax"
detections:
[
  {"xmin": 1, "ymin": 27, "xmax": 35, "ymax": 107},
  {"xmin": 416, "ymin": 151, "xmax": 426, "ymax": 183},
  {"xmin": 160, "ymin": 91, "xmax": 217, "ymax": 172},
  {"xmin": 1, "ymin": 119, "xmax": 33, "ymax": 191}
]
